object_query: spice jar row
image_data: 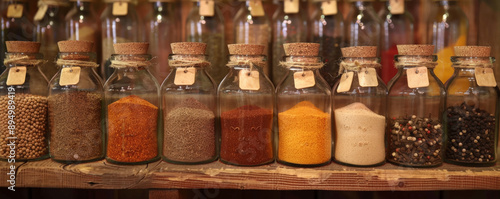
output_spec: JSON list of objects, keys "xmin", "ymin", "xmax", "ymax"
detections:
[{"xmin": 0, "ymin": 40, "xmax": 497, "ymax": 169}]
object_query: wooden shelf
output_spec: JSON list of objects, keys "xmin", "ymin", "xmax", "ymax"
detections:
[{"xmin": 1, "ymin": 159, "xmax": 499, "ymax": 191}]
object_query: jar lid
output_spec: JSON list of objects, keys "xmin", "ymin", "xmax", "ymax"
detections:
[
  {"xmin": 454, "ymin": 46, "xmax": 491, "ymax": 57},
  {"xmin": 341, "ymin": 46, "xmax": 377, "ymax": 57},
  {"xmin": 228, "ymin": 44, "xmax": 264, "ymax": 55},
  {"xmin": 113, "ymin": 42, "xmax": 149, "ymax": 55},
  {"xmin": 171, "ymin": 42, "xmax": 207, "ymax": 55},
  {"xmin": 58, "ymin": 40, "xmax": 94, "ymax": 53},
  {"xmin": 6, "ymin": 41, "xmax": 41, "ymax": 53},
  {"xmin": 283, "ymin": 43, "xmax": 319, "ymax": 56},
  {"xmin": 397, "ymin": 45, "xmax": 434, "ymax": 56}
]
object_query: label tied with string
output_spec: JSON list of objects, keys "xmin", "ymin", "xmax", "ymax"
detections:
[
  {"xmin": 294, "ymin": 71, "xmax": 315, "ymax": 89},
  {"xmin": 322, "ymin": 1, "xmax": 337, "ymax": 15},
  {"xmin": 475, "ymin": 68, "xmax": 497, "ymax": 87},
  {"xmin": 199, "ymin": 0, "xmax": 215, "ymax": 16},
  {"xmin": 284, "ymin": 0, "xmax": 299, "ymax": 14},
  {"xmin": 358, "ymin": 68, "xmax": 378, "ymax": 87},
  {"xmin": 239, "ymin": 70, "xmax": 260, "ymax": 90},
  {"xmin": 7, "ymin": 4, "xmax": 23, "ymax": 18},
  {"xmin": 337, "ymin": 71, "xmax": 354, "ymax": 93},
  {"xmin": 250, "ymin": 0, "xmax": 265, "ymax": 16},
  {"xmin": 174, "ymin": 67, "xmax": 196, "ymax": 86},
  {"xmin": 407, "ymin": 67, "xmax": 429, "ymax": 88},
  {"xmin": 60, "ymin": 67, "xmax": 81, "ymax": 86},
  {"xmin": 7, "ymin": 67, "xmax": 27, "ymax": 86},
  {"xmin": 390, "ymin": 0, "xmax": 404, "ymax": 15},
  {"xmin": 112, "ymin": 2, "xmax": 128, "ymax": 16}
]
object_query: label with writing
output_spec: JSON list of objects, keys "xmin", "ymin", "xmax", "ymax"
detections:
[
  {"xmin": 34, "ymin": 5, "xmax": 48, "ymax": 21},
  {"xmin": 294, "ymin": 71, "xmax": 315, "ymax": 89},
  {"xmin": 199, "ymin": 0, "xmax": 215, "ymax": 17},
  {"xmin": 112, "ymin": 2, "xmax": 128, "ymax": 16},
  {"xmin": 7, "ymin": 67, "xmax": 27, "ymax": 86},
  {"xmin": 239, "ymin": 70, "xmax": 260, "ymax": 90},
  {"xmin": 390, "ymin": 0, "xmax": 405, "ymax": 15},
  {"xmin": 475, "ymin": 68, "xmax": 497, "ymax": 87},
  {"xmin": 174, "ymin": 67, "xmax": 196, "ymax": 86},
  {"xmin": 358, "ymin": 68, "xmax": 379, "ymax": 87},
  {"xmin": 250, "ymin": 0, "xmax": 265, "ymax": 17},
  {"xmin": 284, "ymin": 0, "xmax": 299, "ymax": 14},
  {"xmin": 322, "ymin": 1, "xmax": 338, "ymax": 15},
  {"xmin": 407, "ymin": 67, "xmax": 429, "ymax": 88},
  {"xmin": 337, "ymin": 72, "xmax": 354, "ymax": 93},
  {"xmin": 7, "ymin": 4, "xmax": 23, "ymax": 18},
  {"xmin": 60, "ymin": 67, "xmax": 81, "ymax": 86}
]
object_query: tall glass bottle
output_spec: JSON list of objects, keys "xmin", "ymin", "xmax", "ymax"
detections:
[
  {"xmin": 272, "ymin": 0, "xmax": 308, "ymax": 84},
  {"xmin": 186, "ymin": 0, "xmax": 226, "ymax": 84},
  {"xmin": 310, "ymin": 0, "xmax": 344, "ymax": 87},
  {"xmin": 379, "ymin": 0, "xmax": 414, "ymax": 84},
  {"xmin": 146, "ymin": 0, "xmax": 179, "ymax": 83},
  {"xmin": 429, "ymin": 0, "xmax": 468, "ymax": 83},
  {"xmin": 345, "ymin": 0, "xmax": 381, "ymax": 51}
]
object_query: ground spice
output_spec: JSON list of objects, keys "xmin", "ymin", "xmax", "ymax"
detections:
[
  {"xmin": 107, "ymin": 95, "xmax": 158, "ymax": 163},
  {"xmin": 163, "ymin": 98, "xmax": 215, "ymax": 163},
  {"xmin": 48, "ymin": 91, "xmax": 103, "ymax": 162},
  {"xmin": 278, "ymin": 101, "xmax": 331, "ymax": 165},
  {"xmin": 0, "ymin": 94, "xmax": 48, "ymax": 160},
  {"xmin": 221, "ymin": 105, "xmax": 273, "ymax": 166}
]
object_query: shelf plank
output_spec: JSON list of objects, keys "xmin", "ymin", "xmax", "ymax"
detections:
[{"xmin": 1, "ymin": 160, "xmax": 499, "ymax": 191}]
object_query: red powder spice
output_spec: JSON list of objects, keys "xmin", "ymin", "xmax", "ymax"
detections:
[{"xmin": 381, "ymin": 45, "xmax": 399, "ymax": 84}]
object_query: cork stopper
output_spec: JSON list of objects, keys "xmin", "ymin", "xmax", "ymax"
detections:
[
  {"xmin": 6, "ymin": 41, "xmax": 41, "ymax": 53},
  {"xmin": 228, "ymin": 44, "xmax": 264, "ymax": 55},
  {"xmin": 283, "ymin": 43, "xmax": 320, "ymax": 56},
  {"xmin": 454, "ymin": 46, "xmax": 491, "ymax": 57},
  {"xmin": 171, "ymin": 42, "xmax": 207, "ymax": 55},
  {"xmin": 58, "ymin": 40, "xmax": 94, "ymax": 53},
  {"xmin": 113, "ymin": 42, "xmax": 149, "ymax": 55},
  {"xmin": 341, "ymin": 46, "xmax": 377, "ymax": 58},
  {"xmin": 397, "ymin": 45, "xmax": 434, "ymax": 56}
]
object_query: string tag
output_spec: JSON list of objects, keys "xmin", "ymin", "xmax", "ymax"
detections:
[
  {"xmin": 239, "ymin": 70, "xmax": 260, "ymax": 90},
  {"xmin": 199, "ymin": 0, "xmax": 215, "ymax": 16},
  {"xmin": 293, "ymin": 71, "xmax": 315, "ymax": 89},
  {"xmin": 174, "ymin": 67, "xmax": 196, "ymax": 86},
  {"xmin": 322, "ymin": 1, "xmax": 338, "ymax": 15},
  {"xmin": 34, "ymin": 5, "xmax": 48, "ymax": 21},
  {"xmin": 284, "ymin": 0, "xmax": 299, "ymax": 14},
  {"xmin": 60, "ymin": 67, "xmax": 81, "ymax": 86},
  {"xmin": 407, "ymin": 67, "xmax": 429, "ymax": 88},
  {"xmin": 7, "ymin": 67, "xmax": 27, "ymax": 86},
  {"xmin": 337, "ymin": 72, "xmax": 354, "ymax": 93},
  {"xmin": 358, "ymin": 68, "xmax": 378, "ymax": 87},
  {"xmin": 7, "ymin": 4, "xmax": 23, "ymax": 18},
  {"xmin": 112, "ymin": 2, "xmax": 128, "ymax": 16},
  {"xmin": 475, "ymin": 68, "xmax": 497, "ymax": 87},
  {"xmin": 250, "ymin": 0, "xmax": 265, "ymax": 16},
  {"xmin": 390, "ymin": 0, "xmax": 405, "ymax": 15}
]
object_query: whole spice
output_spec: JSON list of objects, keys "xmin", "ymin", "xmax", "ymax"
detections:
[
  {"xmin": 107, "ymin": 95, "xmax": 158, "ymax": 163},
  {"xmin": 445, "ymin": 102, "xmax": 496, "ymax": 163},
  {"xmin": 388, "ymin": 115, "xmax": 443, "ymax": 166},
  {"xmin": 163, "ymin": 98, "xmax": 215, "ymax": 163},
  {"xmin": 278, "ymin": 101, "xmax": 331, "ymax": 165},
  {"xmin": 0, "ymin": 94, "xmax": 48, "ymax": 160},
  {"xmin": 221, "ymin": 105, "xmax": 273, "ymax": 166},
  {"xmin": 48, "ymin": 91, "xmax": 103, "ymax": 161}
]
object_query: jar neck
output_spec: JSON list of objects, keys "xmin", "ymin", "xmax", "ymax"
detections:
[
  {"xmin": 451, "ymin": 56, "xmax": 495, "ymax": 68},
  {"xmin": 110, "ymin": 54, "xmax": 152, "ymax": 70},
  {"xmin": 394, "ymin": 55, "xmax": 438, "ymax": 68},
  {"xmin": 228, "ymin": 55, "xmax": 266, "ymax": 70},
  {"xmin": 340, "ymin": 57, "xmax": 380, "ymax": 72},
  {"xmin": 283, "ymin": 56, "xmax": 322, "ymax": 70},
  {"xmin": 169, "ymin": 54, "xmax": 209, "ymax": 68},
  {"xmin": 4, "ymin": 53, "xmax": 44, "ymax": 67}
]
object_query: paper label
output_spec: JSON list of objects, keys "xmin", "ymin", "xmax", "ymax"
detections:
[
  {"xmin": 199, "ymin": 0, "xmax": 215, "ymax": 17},
  {"xmin": 239, "ymin": 70, "xmax": 260, "ymax": 90},
  {"xmin": 293, "ymin": 71, "xmax": 315, "ymax": 89},
  {"xmin": 250, "ymin": 0, "xmax": 265, "ymax": 17},
  {"xmin": 358, "ymin": 68, "xmax": 379, "ymax": 87},
  {"xmin": 284, "ymin": 0, "xmax": 299, "ymax": 14},
  {"xmin": 7, "ymin": 4, "xmax": 23, "ymax": 18},
  {"xmin": 337, "ymin": 72, "xmax": 354, "ymax": 93},
  {"xmin": 407, "ymin": 67, "xmax": 429, "ymax": 88},
  {"xmin": 59, "ymin": 67, "xmax": 81, "ymax": 86},
  {"xmin": 390, "ymin": 0, "xmax": 405, "ymax": 15},
  {"xmin": 7, "ymin": 67, "xmax": 27, "ymax": 86},
  {"xmin": 112, "ymin": 2, "xmax": 128, "ymax": 16},
  {"xmin": 34, "ymin": 5, "xmax": 48, "ymax": 21},
  {"xmin": 322, "ymin": 1, "xmax": 338, "ymax": 15},
  {"xmin": 174, "ymin": 67, "xmax": 196, "ymax": 86},
  {"xmin": 475, "ymin": 68, "xmax": 497, "ymax": 87}
]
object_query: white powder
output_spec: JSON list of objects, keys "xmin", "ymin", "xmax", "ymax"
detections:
[{"xmin": 334, "ymin": 102, "xmax": 386, "ymax": 166}]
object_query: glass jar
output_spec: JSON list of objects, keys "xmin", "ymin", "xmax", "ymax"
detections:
[
  {"xmin": 233, "ymin": 0, "xmax": 271, "ymax": 77},
  {"xmin": 379, "ymin": 0, "xmax": 414, "ymax": 84},
  {"xmin": 161, "ymin": 42, "xmax": 217, "ymax": 165},
  {"xmin": 387, "ymin": 45, "xmax": 445, "ymax": 167},
  {"xmin": 48, "ymin": 40, "xmax": 104, "ymax": 163},
  {"xmin": 0, "ymin": 41, "xmax": 49, "ymax": 161},
  {"xmin": 345, "ymin": 0, "xmax": 381, "ymax": 51},
  {"xmin": 101, "ymin": 0, "xmax": 142, "ymax": 79},
  {"xmin": 310, "ymin": 0, "xmax": 344, "ymax": 87},
  {"xmin": 276, "ymin": 43, "xmax": 331, "ymax": 167},
  {"xmin": 332, "ymin": 46, "xmax": 386, "ymax": 167},
  {"xmin": 271, "ymin": 0, "xmax": 308, "ymax": 84},
  {"xmin": 104, "ymin": 42, "xmax": 160, "ymax": 165},
  {"xmin": 219, "ymin": 44, "xmax": 274, "ymax": 166},
  {"xmin": 429, "ymin": 0, "xmax": 468, "ymax": 83},
  {"xmin": 186, "ymin": 0, "xmax": 227, "ymax": 84},
  {"xmin": 444, "ymin": 46, "xmax": 498, "ymax": 166}
]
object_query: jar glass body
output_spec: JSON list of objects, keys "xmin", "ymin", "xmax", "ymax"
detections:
[
  {"xmin": 104, "ymin": 54, "xmax": 160, "ymax": 165},
  {"xmin": 387, "ymin": 55, "xmax": 445, "ymax": 167},
  {"xmin": 444, "ymin": 57, "xmax": 498, "ymax": 166},
  {"xmin": 161, "ymin": 54, "xmax": 217, "ymax": 164},
  {"xmin": 0, "ymin": 53, "xmax": 49, "ymax": 161},
  {"xmin": 346, "ymin": 1, "xmax": 381, "ymax": 51},
  {"xmin": 276, "ymin": 56, "xmax": 331, "ymax": 167},
  {"xmin": 332, "ymin": 57, "xmax": 387, "ymax": 166},
  {"xmin": 219, "ymin": 55, "xmax": 275, "ymax": 166}
]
